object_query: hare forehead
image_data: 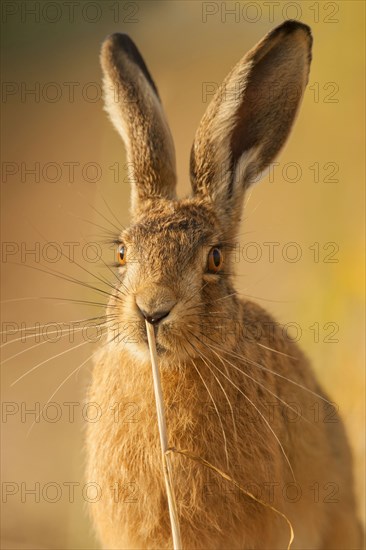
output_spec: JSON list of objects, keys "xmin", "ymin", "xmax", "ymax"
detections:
[
  {"xmin": 126, "ymin": 224, "xmax": 212, "ymax": 253},
  {"xmin": 123, "ymin": 200, "xmax": 223, "ymax": 248}
]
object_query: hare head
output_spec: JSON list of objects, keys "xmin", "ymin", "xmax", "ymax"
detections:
[{"xmin": 100, "ymin": 21, "xmax": 312, "ymax": 366}]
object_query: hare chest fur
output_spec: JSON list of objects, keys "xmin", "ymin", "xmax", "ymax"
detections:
[{"xmin": 86, "ymin": 21, "xmax": 362, "ymax": 550}]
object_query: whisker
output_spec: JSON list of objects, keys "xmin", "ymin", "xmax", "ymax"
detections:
[
  {"xmin": 239, "ymin": 293, "xmax": 290, "ymax": 304},
  {"xmin": 183, "ymin": 282, "xmax": 209, "ymax": 308},
  {"xmin": 98, "ymin": 191, "xmax": 126, "ymax": 232},
  {"xmin": 0, "ymin": 315, "xmax": 116, "ymax": 348},
  {"xmin": 188, "ymin": 339, "xmax": 238, "ymax": 446},
  {"xmin": 208, "ymin": 343, "xmax": 333, "ymax": 406},
  {"xmin": 189, "ymin": 354, "xmax": 229, "ymax": 467},
  {"xmin": 10, "ymin": 335, "xmax": 104, "ymax": 387},
  {"xmin": 66, "ymin": 210, "xmax": 117, "ymax": 237},
  {"xmin": 1, "ymin": 316, "xmax": 116, "ymax": 364},
  {"xmin": 0, "ymin": 296, "xmax": 109, "ymax": 308},
  {"xmin": 203, "ymin": 340, "xmax": 312, "ymax": 427},
  {"xmin": 214, "ymin": 292, "xmax": 237, "ymax": 303},
  {"xmin": 187, "ymin": 330, "xmax": 295, "ymax": 481},
  {"xmin": 49, "ymin": 245, "xmax": 123, "ymax": 297},
  {"xmin": 7, "ymin": 261, "xmax": 121, "ymax": 304},
  {"xmin": 255, "ymin": 342, "xmax": 297, "ymax": 360},
  {"xmin": 26, "ymin": 349, "xmax": 97, "ymax": 437},
  {"xmin": 41, "ymin": 297, "xmax": 112, "ymax": 308},
  {"xmin": 184, "ymin": 316, "xmax": 297, "ymax": 360},
  {"xmin": 75, "ymin": 188, "xmax": 126, "ymax": 234}
]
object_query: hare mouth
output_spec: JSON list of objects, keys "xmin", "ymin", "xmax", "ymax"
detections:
[
  {"xmin": 121, "ymin": 317, "xmax": 185, "ymax": 358},
  {"xmin": 137, "ymin": 328, "xmax": 169, "ymax": 355},
  {"xmin": 153, "ymin": 328, "xmax": 182, "ymax": 356},
  {"xmin": 145, "ymin": 334, "xmax": 169, "ymax": 356}
]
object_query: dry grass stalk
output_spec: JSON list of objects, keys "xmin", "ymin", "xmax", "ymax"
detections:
[{"xmin": 145, "ymin": 320, "xmax": 182, "ymax": 550}]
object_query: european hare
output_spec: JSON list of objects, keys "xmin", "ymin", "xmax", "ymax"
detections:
[{"xmin": 86, "ymin": 20, "xmax": 362, "ymax": 549}]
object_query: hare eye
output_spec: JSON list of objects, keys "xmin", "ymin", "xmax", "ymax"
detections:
[
  {"xmin": 117, "ymin": 245, "xmax": 126, "ymax": 266},
  {"xmin": 207, "ymin": 247, "xmax": 223, "ymax": 273}
]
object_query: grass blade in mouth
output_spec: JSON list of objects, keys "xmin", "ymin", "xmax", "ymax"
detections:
[{"xmin": 145, "ymin": 321, "xmax": 182, "ymax": 550}]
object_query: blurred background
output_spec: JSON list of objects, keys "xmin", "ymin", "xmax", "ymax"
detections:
[{"xmin": 1, "ymin": 1, "xmax": 365, "ymax": 548}]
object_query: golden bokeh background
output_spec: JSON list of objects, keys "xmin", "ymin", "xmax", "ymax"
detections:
[{"xmin": 1, "ymin": 1, "xmax": 365, "ymax": 548}]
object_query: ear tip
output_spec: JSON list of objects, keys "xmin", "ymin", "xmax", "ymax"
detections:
[
  {"xmin": 273, "ymin": 19, "xmax": 313, "ymax": 46},
  {"xmin": 100, "ymin": 33, "xmax": 160, "ymax": 98},
  {"xmin": 277, "ymin": 19, "xmax": 312, "ymax": 33},
  {"xmin": 104, "ymin": 32, "xmax": 133, "ymax": 46},
  {"xmin": 101, "ymin": 33, "xmax": 134, "ymax": 59},
  {"xmin": 268, "ymin": 20, "xmax": 313, "ymax": 66},
  {"xmin": 101, "ymin": 33, "xmax": 127, "ymax": 69}
]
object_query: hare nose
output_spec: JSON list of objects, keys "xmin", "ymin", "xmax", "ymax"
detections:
[
  {"xmin": 135, "ymin": 287, "xmax": 176, "ymax": 325},
  {"xmin": 138, "ymin": 307, "xmax": 171, "ymax": 325}
]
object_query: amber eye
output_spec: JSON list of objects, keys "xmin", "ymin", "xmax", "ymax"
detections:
[
  {"xmin": 207, "ymin": 247, "xmax": 223, "ymax": 273},
  {"xmin": 117, "ymin": 245, "xmax": 126, "ymax": 266}
]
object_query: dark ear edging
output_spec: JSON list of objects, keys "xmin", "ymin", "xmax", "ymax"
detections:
[
  {"xmin": 101, "ymin": 33, "xmax": 177, "ymax": 212},
  {"xmin": 190, "ymin": 20, "xmax": 312, "ymax": 230}
]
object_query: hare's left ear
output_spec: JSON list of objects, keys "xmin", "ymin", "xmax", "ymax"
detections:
[
  {"xmin": 101, "ymin": 34, "xmax": 176, "ymax": 212},
  {"xmin": 190, "ymin": 20, "xmax": 312, "ymax": 230}
]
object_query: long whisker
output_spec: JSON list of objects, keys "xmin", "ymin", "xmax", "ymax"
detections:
[
  {"xmin": 10, "ymin": 337, "xmax": 100, "ymax": 387},
  {"xmin": 7, "ymin": 261, "xmax": 121, "ymax": 303},
  {"xmin": 0, "ymin": 315, "xmax": 116, "ymax": 348},
  {"xmin": 86, "ymin": 201, "xmax": 122, "ymax": 234},
  {"xmin": 255, "ymin": 342, "xmax": 297, "ymax": 360},
  {"xmin": 97, "ymin": 254, "xmax": 132, "ymax": 297},
  {"xmin": 0, "ymin": 296, "xmax": 108, "ymax": 308},
  {"xmin": 215, "ymin": 292, "xmax": 237, "ymax": 303},
  {"xmin": 48, "ymin": 244, "xmax": 123, "ymax": 297},
  {"xmin": 75, "ymin": 188, "xmax": 126, "ymax": 234},
  {"xmin": 202, "ymin": 339, "xmax": 312, "ymax": 426},
  {"xmin": 189, "ymin": 354, "xmax": 229, "ymax": 467},
  {"xmin": 66, "ymin": 211, "xmax": 117, "ymax": 237},
  {"xmin": 1, "ymin": 316, "xmax": 116, "ymax": 365},
  {"xmin": 26, "ymin": 349, "xmax": 97, "ymax": 437},
  {"xmin": 208, "ymin": 342, "xmax": 333, "ymax": 406},
  {"xmin": 99, "ymin": 192, "xmax": 126, "ymax": 231},
  {"xmin": 183, "ymin": 282, "xmax": 209, "ymax": 308},
  {"xmin": 186, "ymin": 313, "xmax": 299, "ymax": 360},
  {"xmin": 188, "ymin": 340, "xmax": 238, "ymax": 446},
  {"xmin": 239, "ymin": 293, "xmax": 290, "ymax": 304},
  {"xmin": 187, "ymin": 330, "xmax": 295, "ymax": 481}
]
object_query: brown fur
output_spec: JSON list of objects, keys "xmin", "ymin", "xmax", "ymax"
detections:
[{"xmin": 86, "ymin": 21, "xmax": 363, "ymax": 549}]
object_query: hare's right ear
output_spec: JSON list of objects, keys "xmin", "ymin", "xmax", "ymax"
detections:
[
  {"xmin": 190, "ymin": 20, "xmax": 312, "ymax": 232},
  {"xmin": 101, "ymin": 34, "xmax": 176, "ymax": 212}
]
